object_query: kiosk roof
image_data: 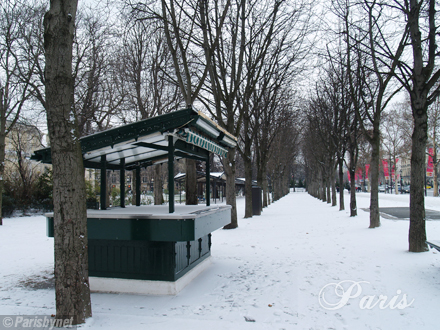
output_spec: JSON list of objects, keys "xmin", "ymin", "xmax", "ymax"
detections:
[{"xmin": 32, "ymin": 108, "xmax": 236, "ymax": 170}]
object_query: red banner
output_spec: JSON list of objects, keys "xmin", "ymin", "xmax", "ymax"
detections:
[
  {"xmin": 382, "ymin": 159, "xmax": 389, "ymax": 180},
  {"xmin": 365, "ymin": 164, "xmax": 370, "ymax": 179},
  {"xmin": 427, "ymin": 148, "xmax": 434, "ymax": 177}
]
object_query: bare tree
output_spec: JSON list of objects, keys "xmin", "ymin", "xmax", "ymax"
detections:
[
  {"xmin": 128, "ymin": 0, "xmax": 230, "ymax": 206},
  {"xmin": 118, "ymin": 14, "xmax": 180, "ymax": 204},
  {"xmin": 239, "ymin": 0, "xmax": 313, "ymax": 217},
  {"xmin": 4, "ymin": 122, "xmax": 43, "ymax": 209},
  {"xmin": 200, "ymin": 0, "xmax": 246, "ymax": 227},
  {"xmin": 268, "ymin": 111, "xmax": 300, "ymax": 201},
  {"xmin": 302, "ymin": 112, "xmax": 329, "ymax": 200},
  {"xmin": 0, "ymin": 1, "xmax": 44, "ymax": 225},
  {"xmin": 201, "ymin": 0, "xmax": 313, "ymax": 220},
  {"xmin": 317, "ymin": 42, "xmax": 361, "ymax": 215},
  {"xmin": 43, "ymin": 0, "xmax": 91, "ymax": 323},
  {"xmin": 334, "ymin": 0, "xmax": 407, "ymax": 227},
  {"xmin": 325, "ymin": 55, "xmax": 351, "ymax": 210},
  {"xmin": 389, "ymin": 0, "xmax": 440, "ymax": 251},
  {"xmin": 428, "ymin": 99, "xmax": 440, "ymax": 197},
  {"xmin": 73, "ymin": 9, "xmax": 125, "ymax": 136},
  {"xmin": 307, "ymin": 84, "xmax": 338, "ymax": 205},
  {"xmin": 254, "ymin": 87, "xmax": 298, "ymax": 210},
  {"xmin": 381, "ymin": 109, "xmax": 407, "ymax": 194}
]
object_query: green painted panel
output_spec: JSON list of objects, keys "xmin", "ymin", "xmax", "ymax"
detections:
[
  {"xmin": 89, "ymin": 239, "xmax": 176, "ymax": 281},
  {"xmin": 194, "ymin": 207, "xmax": 231, "ymax": 238},
  {"xmin": 47, "ymin": 218, "xmax": 54, "ymax": 237},
  {"xmin": 88, "ymin": 234, "xmax": 211, "ymax": 281},
  {"xmin": 88, "ymin": 218, "xmax": 195, "ymax": 241},
  {"xmin": 46, "ymin": 207, "xmax": 230, "ymax": 242}
]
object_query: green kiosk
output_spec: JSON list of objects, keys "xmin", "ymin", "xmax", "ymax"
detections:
[{"xmin": 32, "ymin": 108, "xmax": 237, "ymax": 295}]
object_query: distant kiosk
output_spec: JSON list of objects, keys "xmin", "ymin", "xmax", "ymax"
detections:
[{"xmin": 32, "ymin": 108, "xmax": 237, "ymax": 295}]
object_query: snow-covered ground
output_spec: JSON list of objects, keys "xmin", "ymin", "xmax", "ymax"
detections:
[{"xmin": 1, "ymin": 191, "xmax": 440, "ymax": 330}]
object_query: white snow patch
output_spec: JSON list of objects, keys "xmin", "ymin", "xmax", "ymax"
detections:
[{"xmin": 0, "ymin": 192, "xmax": 439, "ymax": 329}]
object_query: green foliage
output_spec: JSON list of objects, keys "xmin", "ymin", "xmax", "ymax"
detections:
[
  {"xmin": 2, "ymin": 194, "xmax": 16, "ymax": 217},
  {"xmin": 33, "ymin": 170, "xmax": 53, "ymax": 208},
  {"xmin": 85, "ymin": 180, "xmax": 98, "ymax": 202},
  {"xmin": 110, "ymin": 187, "xmax": 121, "ymax": 207},
  {"xmin": 111, "ymin": 187, "xmax": 120, "ymax": 199}
]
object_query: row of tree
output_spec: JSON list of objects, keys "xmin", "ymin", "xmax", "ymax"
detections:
[
  {"xmin": 302, "ymin": 0, "xmax": 440, "ymax": 255},
  {"xmin": 1, "ymin": 0, "xmax": 307, "ymax": 221},
  {"xmin": 1, "ymin": 0, "xmax": 306, "ymax": 323}
]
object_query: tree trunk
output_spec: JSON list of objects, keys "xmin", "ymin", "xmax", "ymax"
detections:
[
  {"xmin": 43, "ymin": 0, "xmax": 92, "ymax": 323},
  {"xmin": 338, "ymin": 159, "xmax": 345, "ymax": 211},
  {"xmin": 185, "ymin": 159, "xmax": 198, "ymax": 205},
  {"xmin": 433, "ymin": 145, "xmax": 438, "ymax": 197},
  {"xmin": 409, "ymin": 96, "xmax": 428, "ymax": 252},
  {"xmin": 0, "ymin": 133, "xmax": 5, "ymax": 225},
  {"xmin": 283, "ymin": 169, "xmax": 289, "ymax": 196},
  {"xmin": 244, "ymin": 155, "xmax": 253, "ymax": 217},
  {"xmin": 262, "ymin": 172, "xmax": 268, "ymax": 208},
  {"xmin": 154, "ymin": 164, "xmax": 164, "ymax": 205},
  {"xmin": 0, "ymin": 86, "xmax": 6, "ymax": 224},
  {"xmin": 223, "ymin": 148, "xmax": 238, "ymax": 229},
  {"xmin": 331, "ymin": 168, "xmax": 337, "ymax": 207},
  {"xmin": 369, "ymin": 135, "xmax": 381, "ymax": 228},
  {"xmin": 321, "ymin": 172, "xmax": 326, "ymax": 202},
  {"xmin": 242, "ymin": 114, "xmax": 253, "ymax": 218},
  {"xmin": 349, "ymin": 168, "xmax": 357, "ymax": 217},
  {"xmin": 326, "ymin": 174, "xmax": 331, "ymax": 204},
  {"xmin": 257, "ymin": 161, "xmax": 268, "ymax": 209}
]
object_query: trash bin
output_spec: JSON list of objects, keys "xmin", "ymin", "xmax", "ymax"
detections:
[{"xmin": 252, "ymin": 185, "xmax": 262, "ymax": 216}]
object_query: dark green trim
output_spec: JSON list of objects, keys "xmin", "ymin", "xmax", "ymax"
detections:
[
  {"xmin": 83, "ymin": 160, "xmax": 120, "ymax": 170},
  {"xmin": 133, "ymin": 142, "xmax": 169, "ymax": 151},
  {"xmin": 174, "ymin": 152, "xmax": 205, "ymax": 162},
  {"xmin": 46, "ymin": 217, "xmax": 54, "ymax": 237},
  {"xmin": 174, "ymin": 140, "xmax": 209, "ymax": 160},
  {"xmin": 45, "ymin": 206, "xmax": 231, "ymax": 241},
  {"xmin": 79, "ymin": 109, "xmax": 195, "ymax": 152},
  {"xmin": 89, "ymin": 218, "xmax": 195, "ymax": 241}
]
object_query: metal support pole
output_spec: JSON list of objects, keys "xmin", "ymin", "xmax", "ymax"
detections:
[
  {"xmin": 213, "ymin": 180, "xmax": 217, "ymax": 204},
  {"xmin": 168, "ymin": 135, "xmax": 175, "ymax": 213},
  {"xmin": 120, "ymin": 158, "xmax": 125, "ymax": 208},
  {"xmin": 136, "ymin": 164, "xmax": 141, "ymax": 206},
  {"xmin": 206, "ymin": 156, "xmax": 210, "ymax": 206},
  {"xmin": 100, "ymin": 155, "xmax": 107, "ymax": 210}
]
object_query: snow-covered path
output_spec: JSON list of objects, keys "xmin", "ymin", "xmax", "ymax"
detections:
[{"xmin": 1, "ymin": 192, "xmax": 440, "ymax": 329}]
